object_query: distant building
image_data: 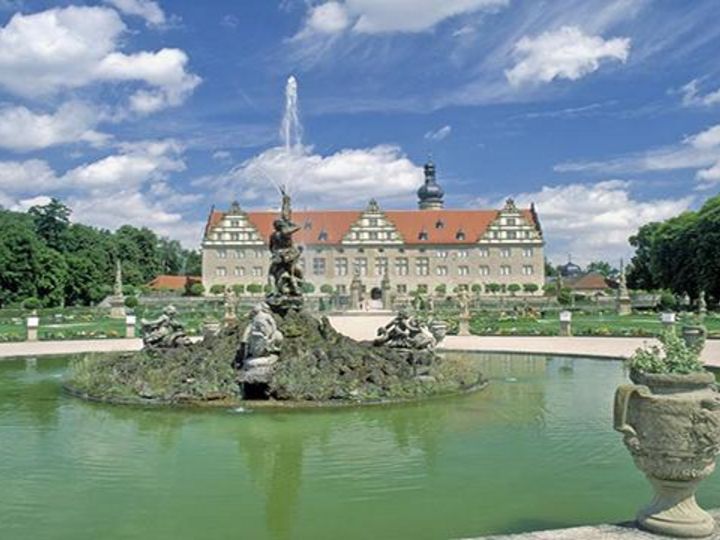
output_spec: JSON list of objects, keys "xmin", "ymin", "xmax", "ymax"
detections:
[
  {"xmin": 202, "ymin": 161, "xmax": 545, "ymax": 297},
  {"xmin": 565, "ymin": 272, "xmax": 612, "ymax": 297},
  {"xmin": 147, "ymin": 275, "xmax": 201, "ymax": 292}
]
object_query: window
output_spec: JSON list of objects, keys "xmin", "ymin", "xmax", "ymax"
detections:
[
  {"xmin": 478, "ymin": 247, "xmax": 489, "ymax": 258},
  {"xmin": 252, "ymin": 266, "xmax": 263, "ymax": 277},
  {"xmin": 218, "ymin": 249, "xmax": 227, "ymax": 259},
  {"xmin": 375, "ymin": 257, "xmax": 388, "ymax": 276},
  {"xmin": 436, "ymin": 265, "xmax": 448, "ymax": 276},
  {"xmin": 500, "ymin": 247, "xmax": 511, "ymax": 258},
  {"xmin": 416, "ymin": 257, "xmax": 429, "ymax": 276},
  {"xmin": 523, "ymin": 247, "xmax": 534, "ymax": 257},
  {"xmin": 318, "ymin": 230, "xmax": 328, "ymax": 241},
  {"xmin": 395, "ymin": 258, "xmax": 409, "ymax": 276},
  {"xmin": 336, "ymin": 284, "xmax": 347, "ymax": 294},
  {"xmin": 335, "ymin": 258, "xmax": 348, "ymax": 276},
  {"xmin": 418, "ymin": 230, "xmax": 428, "ymax": 241},
  {"xmin": 230, "ymin": 220, "xmax": 240, "ymax": 227},
  {"xmin": 507, "ymin": 231, "xmax": 517, "ymax": 240},
  {"xmin": 436, "ymin": 250, "xmax": 448, "ymax": 258},
  {"xmin": 397, "ymin": 284, "xmax": 407, "ymax": 294},
  {"xmin": 457, "ymin": 250, "xmax": 468, "ymax": 258},
  {"xmin": 354, "ymin": 257, "xmax": 368, "ymax": 276},
  {"xmin": 233, "ymin": 266, "xmax": 245, "ymax": 277},
  {"xmin": 507, "ymin": 218, "xmax": 516, "ymax": 225},
  {"xmin": 479, "ymin": 265, "xmax": 490, "ymax": 276},
  {"xmin": 522, "ymin": 265, "xmax": 534, "ymax": 276},
  {"xmin": 369, "ymin": 218, "xmax": 379, "ymax": 227},
  {"xmin": 237, "ymin": 250, "xmax": 245, "ymax": 258},
  {"xmin": 369, "ymin": 231, "xmax": 378, "ymax": 240},
  {"xmin": 303, "ymin": 219, "xmax": 313, "ymax": 230},
  {"xmin": 255, "ymin": 249, "xmax": 264, "ymax": 258},
  {"xmin": 313, "ymin": 258, "xmax": 326, "ymax": 276},
  {"xmin": 456, "ymin": 230, "xmax": 466, "ymax": 241},
  {"xmin": 458, "ymin": 266, "xmax": 469, "ymax": 276},
  {"xmin": 435, "ymin": 219, "xmax": 444, "ymax": 229},
  {"xmin": 500, "ymin": 265, "xmax": 511, "ymax": 276},
  {"xmin": 216, "ymin": 267, "xmax": 227, "ymax": 277},
  {"xmin": 229, "ymin": 233, "xmax": 239, "ymax": 241}
]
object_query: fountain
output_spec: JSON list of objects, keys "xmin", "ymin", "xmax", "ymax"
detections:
[{"xmin": 64, "ymin": 77, "xmax": 486, "ymax": 407}]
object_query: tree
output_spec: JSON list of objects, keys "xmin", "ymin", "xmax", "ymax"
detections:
[
  {"xmin": 486, "ymin": 283, "xmax": 501, "ymax": 294},
  {"xmin": 507, "ymin": 283, "xmax": 521, "ymax": 296},
  {"xmin": 186, "ymin": 283, "xmax": 205, "ymax": 297},
  {"xmin": 544, "ymin": 259, "xmax": 557, "ymax": 277},
  {"xmin": 184, "ymin": 250, "xmax": 202, "ymax": 276},
  {"xmin": 209, "ymin": 284, "xmax": 225, "ymax": 295},
  {"xmin": 29, "ymin": 198, "xmax": 71, "ymax": 250},
  {"xmin": 435, "ymin": 284, "xmax": 447, "ymax": 295},
  {"xmin": 586, "ymin": 260, "xmax": 615, "ymax": 277},
  {"xmin": 523, "ymin": 283, "xmax": 539, "ymax": 294},
  {"xmin": 471, "ymin": 284, "xmax": 483, "ymax": 294},
  {"xmin": 319, "ymin": 284, "xmax": 333, "ymax": 294}
]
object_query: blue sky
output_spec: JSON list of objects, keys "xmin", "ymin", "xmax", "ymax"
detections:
[{"xmin": 0, "ymin": 0, "xmax": 719, "ymax": 264}]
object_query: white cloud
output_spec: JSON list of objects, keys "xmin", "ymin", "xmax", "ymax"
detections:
[
  {"xmin": 0, "ymin": 6, "xmax": 200, "ymax": 113},
  {"xmin": 506, "ymin": 26, "xmax": 630, "ymax": 86},
  {"xmin": 212, "ymin": 150, "xmax": 232, "ymax": 161},
  {"xmin": 0, "ymin": 102, "xmax": 109, "ymax": 152},
  {"xmin": 199, "ymin": 145, "xmax": 423, "ymax": 207},
  {"xmin": 556, "ymin": 123, "xmax": 720, "ymax": 188},
  {"xmin": 297, "ymin": 0, "xmax": 508, "ymax": 36},
  {"xmin": 679, "ymin": 79, "xmax": 720, "ymax": 107},
  {"xmin": 0, "ymin": 159, "xmax": 58, "ymax": 193},
  {"xmin": 11, "ymin": 195, "xmax": 53, "ymax": 212},
  {"xmin": 104, "ymin": 0, "xmax": 166, "ymax": 27},
  {"xmin": 424, "ymin": 125, "xmax": 452, "ymax": 141},
  {"xmin": 508, "ymin": 180, "xmax": 692, "ymax": 265}
]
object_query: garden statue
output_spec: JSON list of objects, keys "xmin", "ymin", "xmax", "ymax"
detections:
[
  {"xmin": 617, "ymin": 259, "xmax": 632, "ymax": 316},
  {"xmin": 141, "ymin": 305, "xmax": 192, "ymax": 349},
  {"xmin": 267, "ymin": 187, "xmax": 304, "ymax": 312},
  {"xmin": 456, "ymin": 288, "xmax": 470, "ymax": 318},
  {"xmin": 223, "ymin": 286, "xmax": 237, "ymax": 322},
  {"xmin": 698, "ymin": 290, "xmax": 707, "ymax": 318},
  {"xmin": 241, "ymin": 303, "xmax": 283, "ymax": 360},
  {"xmin": 374, "ymin": 310, "xmax": 436, "ymax": 350},
  {"xmin": 109, "ymin": 259, "xmax": 126, "ymax": 319}
]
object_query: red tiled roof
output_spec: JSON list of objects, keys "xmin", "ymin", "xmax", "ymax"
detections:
[
  {"xmin": 147, "ymin": 275, "xmax": 201, "ymax": 290},
  {"xmin": 204, "ymin": 207, "xmax": 540, "ymax": 245},
  {"xmin": 246, "ymin": 211, "xmax": 363, "ymax": 245},
  {"xmin": 567, "ymin": 273, "xmax": 610, "ymax": 291}
]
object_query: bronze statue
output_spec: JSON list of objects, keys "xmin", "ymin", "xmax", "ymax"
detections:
[
  {"xmin": 267, "ymin": 187, "xmax": 305, "ymax": 304},
  {"xmin": 140, "ymin": 305, "xmax": 192, "ymax": 349}
]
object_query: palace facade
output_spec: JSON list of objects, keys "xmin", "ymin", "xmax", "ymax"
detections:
[{"xmin": 202, "ymin": 161, "xmax": 545, "ymax": 297}]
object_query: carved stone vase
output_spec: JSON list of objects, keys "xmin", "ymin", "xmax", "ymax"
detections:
[{"xmin": 614, "ymin": 371, "xmax": 720, "ymax": 537}]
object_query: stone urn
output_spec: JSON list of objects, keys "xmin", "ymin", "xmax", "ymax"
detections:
[
  {"xmin": 682, "ymin": 325, "xmax": 707, "ymax": 354},
  {"xmin": 429, "ymin": 320, "xmax": 448, "ymax": 344},
  {"xmin": 614, "ymin": 370, "xmax": 720, "ymax": 537}
]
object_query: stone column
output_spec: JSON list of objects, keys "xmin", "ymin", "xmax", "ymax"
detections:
[
  {"xmin": 559, "ymin": 310, "xmax": 572, "ymax": 337},
  {"xmin": 381, "ymin": 273, "xmax": 391, "ymax": 310},
  {"xmin": 350, "ymin": 274, "xmax": 362, "ymax": 311},
  {"xmin": 661, "ymin": 312, "xmax": 676, "ymax": 331},
  {"xmin": 26, "ymin": 314, "xmax": 39, "ymax": 342},
  {"xmin": 125, "ymin": 315, "xmax": 136, "ymax": 339}
]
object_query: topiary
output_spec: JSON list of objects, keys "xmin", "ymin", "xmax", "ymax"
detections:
[
  {"xmin": 209, "ymin": 284, "xmax": 225, "ymax": 295},
  {"xmin": 124, "ymin": 296, "xmax": 139, "ymax": 309},
  {"xmin": 23, "ymin": 297, "xmax": 40, "ymax": 311}
]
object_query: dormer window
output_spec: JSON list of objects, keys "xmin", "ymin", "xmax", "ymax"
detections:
[
  {"xmin": 435, "ymin": 219, "xmax": 444, "ymax": 229},
  {"xmin": 318, "ymin": 230, "xmax": 328, "ymax": 241},
  {"xmin": 456, "ymin": 230, "xmax": 466, "ymax": 241},
  {"xmin": 303, "ymin": 220, "xmax": 313, "ymax": 230},
  {"xmin": 418, "ymin": 230, "xmax": 429, "ymax": 241}
]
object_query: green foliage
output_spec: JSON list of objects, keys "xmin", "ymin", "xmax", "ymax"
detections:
[
  {"xmin": 29, "ymin": 197, "xmax": 70, "ymax": 250},
  {"xmin": 435, "ymin": 284, "xmax": 447, "ymax": 295},
  {"xmin": 485, "ymin": 283, "xmax": 501, "ymax": 294},
  {"xmin": 187, "ymin": 283, "xmax": 205, "ymax": 297},
  {"xmin": 557, "ymin": 287, "xmax": 572, "ymax": 305},
  {"xmin": 416, "ymin": 284, "xmax": 428, "ymax": 294},
  {"xmin": 232, "ymin": 284, "xmax": 245, "ymax": 295},
  {"xmin": 658, "ymin": 290, "xmax": 677, "ymax": 311},
  {"xmin": 586, "ymin": 260, "xmax": 615, "ymax": 277},
  {"xmin": 247, "ymin": 283, "xmax": 263, "ymax": 294},
  {"xmin": 263, "ymin": 284, "xmax": 273, "ymax": 293},
  {"xmin": 22, "ymin": 297, "xmax": 40, "ymax": 311},
  {"xmin": 124, "ymin": 296, "xmax": 139, "ymax": 309},
  {"xmin": 471, "ymin": 284, "xmax": 483, "ymax": 294},
  {"xmin": 523, "ymin": 283, "xmax": 539, "ymax": 294},
  {"xmin": 629, "ymin": 330, "xmax": 705, "ymax": 375},
  {"xmin": 209, "ymin": 284, "xmax": 225, "ymax": 295},
  {"xmin": 507, "ymin": 283, "xmax": 521, "ymax": 295},
  {"xmin": 319, "ymin": 284, "xmax": 334, "ymax": 294}
]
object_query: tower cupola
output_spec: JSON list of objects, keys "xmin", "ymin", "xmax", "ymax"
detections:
[{"xmin": 417, "ymin": 159, "xmax": 445, "ymax": 210}]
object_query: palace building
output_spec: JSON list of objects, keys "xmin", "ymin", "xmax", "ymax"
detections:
[{"xmin": 201, "ymin": 161, "xmax": 545, "ymax": 298}]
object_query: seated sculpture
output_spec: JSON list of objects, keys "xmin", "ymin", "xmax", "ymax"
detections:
[
  {"xmin": 374, "ymin": 310, "xmax": 437, "ymax": 350},
  {"xmin": 242, "ymin": 303, "xmax": 283, "ymax": 360},
  {"xmin": 141, "ymin": 305, "xmax": 192, "ymax": 349}
]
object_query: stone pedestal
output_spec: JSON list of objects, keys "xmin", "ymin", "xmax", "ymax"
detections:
[
  {"xmin": 458, "ymin": 315, "xmax": 471, "ymax": 336},
  {"xmin": 109, "ymin": 296, "xmax": 126, "ymax": 319},
  {"xmin": 616, "ymin": 296, "xmax": 632, "ymax": 316},
  {"xmin": 381, "ymin": 274, "xmax": 391, "ymax": 310},
  {"xmin": 350, "ymin": 275, "xmax": 362, "ymax": 310},
  {"xmin": 661, "ymin": 312, "xmax": 676, "ymax": 332},
  {"xmin": 125, "ymin": 315, "xmax": 136, "ymax": 339},
  {"xmin": 26, "ymin": 315, "xmax": 39, "ymax": 342},
  {"xmin": 559, "ymin": 310, "xmax": 572, "ymax": 337}
]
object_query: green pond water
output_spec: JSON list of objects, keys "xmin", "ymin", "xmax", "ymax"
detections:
[{"xmin": 2, "ymin": 353, "xmax": 720, "ymax": 540}]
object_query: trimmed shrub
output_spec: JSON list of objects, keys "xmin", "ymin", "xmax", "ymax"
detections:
[
  {"xmin": 471, "ymin": 284, "xmax": 483, "ymax": 294},
  {"xmin": 507, "ymin": 283, "xmax": 521, "ymax": 295},
  {"xmin": 523, "ymin": 283, "xmax": 539, "ymax": 294},
  {"xmin": 23, "ymin": 297, "xmax": 40, "ymax": 311},
  {"xmin": 232, "ymin": 284, "xmax": 245, "ymax": 295},
  {"xmin": 209, "ymin": 284, "xmax": 225, "ymax": 295},
  {"xmin": 247, "ymin": 283, "xmax": 263, "ymax": 294},
  {"xmin": 187, "ymin": 283, "xmax": 205, "ymax": 297},
  {"xmin": 124, "ymin": 296, "xmax": 139, "ymax": 309},
  {"xmin": 435, "ymin": 284, "xmax": 447, "ymax": 295},
  {"xmin": 320, "ymin": 284, "xmax": 334, "ymax": 294}
]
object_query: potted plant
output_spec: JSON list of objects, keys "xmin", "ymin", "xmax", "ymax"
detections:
[
  {"xmin": 614, "ymin": 330, "xmax": 720, "ymax": 537},
  {"xmin": 681, "ymin": 316, "xmax": 707, "ymax": 355}
]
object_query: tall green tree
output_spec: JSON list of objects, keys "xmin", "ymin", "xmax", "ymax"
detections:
[{"xmin": 29, "ymin": 198, "xmax": 71, "ymax": 250}]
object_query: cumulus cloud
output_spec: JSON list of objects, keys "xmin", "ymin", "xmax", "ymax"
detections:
[
  {"xmin": 556, "ymin": 122, "xmax": 720, "ymax": 189},
  {"xmin": 0, "ymin": 103, "xmax": 109, "ymax": 152},
  {"xmin": 0, "ymin": 159, "xmax": 58, "ymax": 193},
  {"xmin": 0, "ymin": 6, "xmax": 200, "ymax": 113},
  {"xmin": 197, "ymin": 145, "xmax": 423, "ymax": 207},
  {"xmin": 680, "ymin": 79, "xmax": 720, "ymax": 107},
  {"xmin": 424, "ymin": 125, "xmax": 452, "ymax": 141},
  {"xmin": 296, "ymin": 0, "xmax": 508, "ymax": 36},
  {"xmin": 507, "ymin": 180, "xmax": 692, "ymax": 265},
  {"xmin": 104, "ymin": 0, "xmax": 166, "ymax": 27},
  {"xmin": 505, "ymin": 26, "xmax": 630, "ymax": 86}
]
